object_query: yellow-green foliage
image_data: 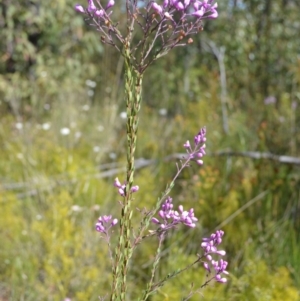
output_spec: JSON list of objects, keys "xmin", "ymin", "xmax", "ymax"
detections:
[
  {"xmin": 0, "ymin": 115, "xmax": 118, "ymax": 300},
  {"xmin": 150, "ymin": 252, "xmax": 299, "ymax": 301},
  {"xmin": 30, "ymin": 190, "xmax": 111, "ymax": 301},
  {"xmin": 230, "ymin": 260, "xmax": 299, "ymax": 301},
  {"xmin": 151, "ymin": 246, "xmax": 226, "ymax": 301},
  {"xmin": 0, "ymin": 189, "xmax": 113, "ymax": 301}
]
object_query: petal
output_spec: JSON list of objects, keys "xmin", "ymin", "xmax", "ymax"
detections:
[
  {"xmin": 111, "ymin": 218, "xmax": 118, "ymax": 226},
  {"xmin": 106, "ymin": 0, "xmax": 115, "ymax": 9},
  {"xmin": 75, "ymin": 4, "xmax": 85, "ymax": 13},
  {"xmin": 114, "ymin": 177, "xmax": 122, "ymax": 188},
  {"xmin": 152, "ymin": 2, "xmax": 163, "ymax": 14},
  {"xmin": 95, "ymin": 9, "xmax": 104, "ymax": 16},
  {"xmin": 152, "ymin": 217, "xmax": 160, "ymax": 224},
  {"xmin": 208, "ymin": 8, "xmax": 218, "ymax": 19},
  {"xmin": 88, "ymin": 0, "xmax": 97, "ymax": 12}
]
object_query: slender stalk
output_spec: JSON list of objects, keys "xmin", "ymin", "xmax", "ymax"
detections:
[
  {"xmin": 139, "ymin": 233, "xmax": 166, "ymax": 301},
  {"xmin": 134, "ymin": 153, "xmax": 193, "ymax": 247},
  {"xmin": 149, "ymin": 256, "xmax": 203, "ymax": 294},
  {"xmin": 110, "ymin": 44, "xmax": 143, "ymax": 301}
]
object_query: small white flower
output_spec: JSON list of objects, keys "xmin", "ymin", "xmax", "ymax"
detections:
[
  {"xmin": 15, "ymin": 122, "xmax": 23, "ymax": 130},
  {"xmin": 159, "ymin": 108, "xmax": 167, "ymax": 116},
  {"xmin": 60, "ymin": 127, "xmax": 70, "ymax": 135},
  {"xmin": 42, "ymin": 123, "xmax": 51, "ymax": 130},
  {"xmin": 71, "ymin": 205, "xmax": 82, "ymax": 212},
  {"xmin": 164, "ymin": 12, "xmax": 173, "ymax": 20},
  {"xmin": 120, "ymin": 112, "xmax": 127, "ymax": 119},
  {"xmin": 75, "ymin": 131, "xmax": 82, "ymax": 139}
]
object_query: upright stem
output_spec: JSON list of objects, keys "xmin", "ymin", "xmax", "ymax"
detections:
[
  {"xmin": 139, "ymin": 233, "xmax": 166, "ymax": 301},
  {"xmin": 110, "ymin": 44, "xmax": 143, "ymax": 301}
]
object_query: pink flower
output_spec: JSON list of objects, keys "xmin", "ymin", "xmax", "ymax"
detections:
[
  {"xmin": 87, "ymin": 0, "xmax": 97, "ymax": 12},
  {"xmin": 152, "ymin": 2, "xmax": 163, "ymax": 14},
  {"xmin": 95, "ymin": 215, "xmax": 118, "ymax": 233},
  {"xmin": 95, "ymin": 10, "xmax": 104, "ymax": 17},
  {"xmin": 75, "ymin": 4, "xmax": 85, "ymax": 13},
  {"xmin": 106, "ymin": 0, "xmax": 115, "ymax": 10}
]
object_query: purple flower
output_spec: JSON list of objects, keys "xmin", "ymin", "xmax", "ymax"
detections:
[
  {"xmin": 149, "ymin": 0, "xmax": 218, "ymax": 20},
  {"xmin": 194, "ymin": 127, "xmax": 206, "ymax": 145},
  {"xmin": 212, "ymin": 259, "xmax": 229, "ymax": 282},
  {"xmin": 152, "ymin": 2, "xmax": 163, "ymax": 14},
  {"xmin": 95, "ymin": 215, "xmax": 118, "ymax": 233},
  {"xmin": 201, "ymin": 230, "xmax": 229, "ymax": 283},
  {"xmin": 114, "ymin": 177, "xmax": 139, "ymax": 196},
  {"xmin": 183, "ymin": 140, "xmax": 191, "ymax": 149},
  {"xmin": 193, "ymin": 7, "xmax": 205, "ymax": 17},
  {"xmin": 131, "ymin": 185, "xmax": 139, "ymax": 193},
  {"xmin": 87, "ymin": 0, "xmax": 97, "ymax": 12},
  {"xmin": 184, "ymin": 127, "xmax": 206, "ymax": 165},
  {"xmin": 106, "ymin": 0, "xmax": 115, "ymax": 10},
  {"xmin": 95, "ymin": 9, "xmax": 104, "ymax": 17},
  {"xmin": 151, "ymin": 197, "xmax": 198, "ymax": 230},
  {"xmin": 75, "ymin": 4, "xmax": 85, "ymax": 13},
  {"xmin": 208, "ymin": 5, "xmax": 218, "ymax": 18},
  {"xmin": 75, "ymin": 0, "xmax": 102, "ymax": 15},
  {"xmin": 184, "ymin": 0, "xmax": 191, "ymax": 7},
  {"xmin": 193, "ymin": 0, "xmax": 201, "ymax": 10},
  {"xmin": 163, "ymin": 0, "xmax": 169, "ymax": 8},
  {"xmin": 191, "ymin": 1, "xmax": 219, "ymax": 19},
  {"xmin": 201, "ymin": 230, "xmax": 225, "ymax": 253},
  {"xmin": 114, "ymin": 177, "xmax": 126, "ymax": 196},
  {"xmin": 174, "ymin": 1, "xmax": 185, "ymax": 10},
  {"xmin": 178, "ymin": 205, "xmax": 198, "ymax": 228}
]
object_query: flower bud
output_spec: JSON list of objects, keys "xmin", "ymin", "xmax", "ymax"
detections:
[{"xmin": 75, "ymin": 4, "xmax": 85, "ymax": 13}]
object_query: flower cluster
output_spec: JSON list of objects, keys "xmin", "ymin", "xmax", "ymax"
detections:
[
  {"xmin": 201, "ymin": 230, "xmax": 229, "ymax": 283},
  {"xmin": 75, "ymin": 1, "xmax": 219, "ymax": 69},
  {"xmin": 75, "ymin": 0, "xmax": 115, "ymax": 16},
  {"xmin": 184, "ymin": 127, "xmax": 206, "ymax": 165},
  {"xmin": 114, "ymin": 177, "xmax": 139, "ymax": 197},
  {"xmin": 151, "ymin": 0, "xmax": 218, "ymax": 20},
  {"xmin": 95, "ymin": 215, "xmax": 118, "ymax": 234},
  {"xmin": 75, "ymin": 0, "xmax": 218, "ymax": 20},
  {"xmin": 152, "ymin": 196, "xmax": 198, "ymax": 230}
]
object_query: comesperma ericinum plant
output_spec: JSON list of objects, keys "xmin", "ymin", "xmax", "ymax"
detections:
[{"xmin": 75, "ymin": 0, "xmax": 228, "ymax": 300}]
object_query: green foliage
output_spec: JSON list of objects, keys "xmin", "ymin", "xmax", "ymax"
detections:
[{"xmin": 230, "ymin": 260, "xmax": 299, "ymax": 301}]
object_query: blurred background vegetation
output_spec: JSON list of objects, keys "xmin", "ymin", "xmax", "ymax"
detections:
[{"xmin": 0, "ymin": 0, "xmax": 300, "ymax": 300}]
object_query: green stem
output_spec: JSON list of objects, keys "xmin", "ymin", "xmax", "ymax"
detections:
[
  {"xmin": 110, "ymin": 45, "xmax": 143, "ymax": 301},
  {"xmin": 139, "ymin": 233, "xmax": 166, "ymax": 301},
  {"xmin": 149, "ymin": 256, "xmax": 202, "ymax": 295}
]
